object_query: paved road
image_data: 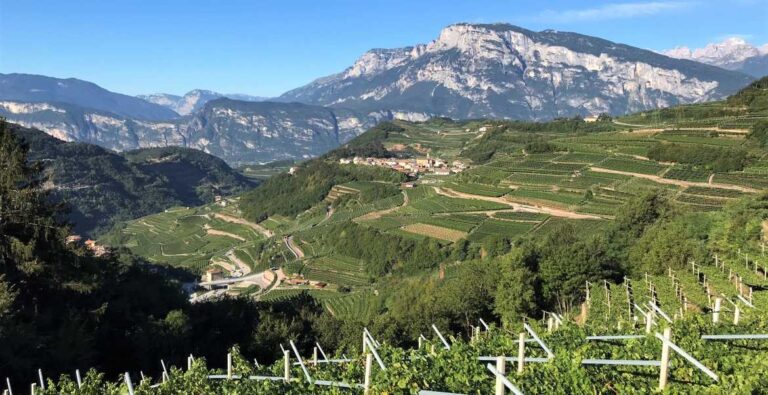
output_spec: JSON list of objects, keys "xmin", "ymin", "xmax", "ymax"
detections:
[{"xmin": 284, "ymin": 235, "xmax": 305, "ymax": 259}]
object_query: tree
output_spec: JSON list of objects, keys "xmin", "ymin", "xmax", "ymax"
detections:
[{"xmin": 494, "ymin": 251, "xmax": 539, "ymax": 325}]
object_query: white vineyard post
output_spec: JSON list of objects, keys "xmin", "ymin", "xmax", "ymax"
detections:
[
  {"xmin": 29, "ymin": 384, "xmax": 35, "ymax": 395},
  {"xmin": 645, "ymin": 313, "xmax": 653, "ymax": 334},
  {"xmin": 161, "ymin": 359, "xmax": 168, "ymax": 383},
  {"xmin": 4, "ymin": 378, "xmax": 10, "ymax": 395},
  {"xmin": 312, "ymin": 347, "xmax": 318, "ymax": 366},
  {"xmin": 734, "ymin": 305, "xmax": 741, "ymax": 325},
  {"xmin": 227, "ymin": 352, "xmax": 232, "ymax": 379},
  {"xmin": 363, "ymin": 353, "xmax": 373, "ymax": 395},
  {"xmin": 362, "ymin": 331, "xmax": 368, "ymax": 353},
  {"xmin": 658, "ymin": 327, "xmax": 671, "ymax": 390},
  {"xmin": 547, "ymin": 316, "xmax": 554, "ymax": 333},
  {"xmin": 517, "ymin": 332, "xmax": 525, "ymax": 373},
  {"xmin": 75, "ymin": 369, "xmax": 82, "ymax": 389},
  {"xmin": 37, "ymin": 369, "xmax": 44, "ymax": 390},
  {"xmin": 418, "ymin": 336, "xmax": 423, "ymax": 350},
  {"xmin": 495, "ymin": 356, "xmax": 506, "ymax": 395},
  {"xmin": 283, "ymin": 350, "xmax": 290, "ymax": 382},
  {"xmin": 124, "ymin": 373, "xmax": 134, "ymax": 395},
  {"xmin": 713, "ymin": 297, "xmax": 722, "ymax": 324}
]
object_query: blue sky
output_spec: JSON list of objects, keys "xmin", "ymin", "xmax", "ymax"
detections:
[{"xmin": 1, "ymin": 0, "xmax": 766, "ymax": 97}]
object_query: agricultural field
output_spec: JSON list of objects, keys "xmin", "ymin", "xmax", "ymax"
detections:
[
  {"xmin": 596, "ymin": 157, "xmax": 668, "ymax": 175},
  {"xmin": 467, "ymin": 218, "xmax": 538, "ymax": 242},
  {"xmin": 444, "ymin": 182, "xmax": 509, "ymax": 197},
  {"xmin": 402, "ymin": 223, "xmax": 468, "ymax": 242},
  {"xmin": 101, "ymin": 204, "xmax": 265, "ymax": 274},
  {"xmin": 300, "ymin": 255, "xmax": 370, "ymax": 286}
]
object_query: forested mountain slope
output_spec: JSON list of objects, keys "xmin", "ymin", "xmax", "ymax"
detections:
[{"xmin": 8, "ymin": 122, "xmax": 256, "ymax": 236}]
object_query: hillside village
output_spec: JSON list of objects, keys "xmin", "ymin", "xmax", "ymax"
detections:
[{"xmin": 339, "ymin": 155, "xmax": 468, "ymax": 176}]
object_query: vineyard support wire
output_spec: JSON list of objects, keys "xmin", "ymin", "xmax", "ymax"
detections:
[
  {"xmin": 701, "ymin": 334, "xmax": 768, "ymax": 340},
  {"xmin": 364, "ymin": 328, "xmax": 381, "ymax": 348},
  {"xmin": 316, "ymin": 342, "xmax": 329, "ymax": 361},
  {"xmin": 582, "ymin": 359, "xmax": 660, "ymax": 366},
  {"xmin": 289, "ymin": 340, "xmax": 313, "ymax": 383},
  {"xmin": 648, "ymin": 303, "xmax": 673, "ymax": 323},
  {"xmin": 364, "ymin": 336, "xmax": 387, "ymax": 370},
  {"xmin": 653, "ymin": 332, "xmax": 718, "ymax": 382},
  {"xmin": 523, "ymin": 323, "xmax": 554, "ymax": 358},
  {"xmin": 432, "ymin": 324, "xmax": 451, "ymax": 350},
  {"xmin": 485, "ymin": 363, "xmax": 525, "ymax": 395}
]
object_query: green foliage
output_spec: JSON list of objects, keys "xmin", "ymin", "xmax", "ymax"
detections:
[
  {"xmin": 647, "ymin": 143, "xmax": 746, "ymax": 172},
  {"xmin": 628, "ymin": 214, "xmax": 711, "ymax": 275},
  {"xmin": 240, "ymin": 161, "xmax": 405, "ymax": 221},
  {"xmin": 304, "ymin": 221, "xmax": 448, "ymax": 275},
  {"xmin": 748, "ymin": 121, "xmax": 768, "ymax": 147}
]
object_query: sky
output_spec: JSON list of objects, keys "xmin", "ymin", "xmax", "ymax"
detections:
[{"xmin": 1, "ymin": 0, "xmax": 766, "ymax": 97}]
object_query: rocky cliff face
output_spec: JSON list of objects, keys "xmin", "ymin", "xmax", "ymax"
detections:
[
  {"xmin": 281, "ymin": 24, "xmax": 753, "ymax": 120},
  {"xmin": 0, "ymin": 99, "xmax": 384, "ymax": 165}
]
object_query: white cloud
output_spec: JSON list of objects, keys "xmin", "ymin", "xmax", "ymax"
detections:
[{"xmin": 533, "ymin": 2, "xmax": 693, "ymax": 23}]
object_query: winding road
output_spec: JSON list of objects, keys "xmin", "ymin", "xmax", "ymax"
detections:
[{"xmin": 284, "ymin": 235, "xmax": 305, "ymax": 259}]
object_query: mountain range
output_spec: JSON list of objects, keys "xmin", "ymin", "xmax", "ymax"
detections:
[
  {"xmin": 662, "ymin": 37, "xmax": 768, "ymax": 78},
  {"xmin": 138, "ymin": 90, "xmax": 268, "ymax": 115},
  {"xmin": 280, "ymin": 24, "xmax": 752, "ymax": 120},
  {"xmin": 0, "ymin": 24, "xmax": 758, "ymax": 164}
]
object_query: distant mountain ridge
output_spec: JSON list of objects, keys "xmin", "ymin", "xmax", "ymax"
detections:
[
  {"xmin": 0, "ymin": 98, "xmax": 388, "ymax": 164},
  {"xmin": 663, "ymin": 37, "xmax": 768, "ymax": 78},
  {"xmin": 138, "ymin": 89, "xmax": 268, "ymax": 115},
  {"xmin": 280, "ymin": 23, "xmax": 753, "ymax": 120},
  {"xmin": 0, "ymin": 73, "xmax": 178, "ymax": 120}
]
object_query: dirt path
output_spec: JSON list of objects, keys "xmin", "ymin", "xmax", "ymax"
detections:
[
  {"xmin": 284, "ymin": 236, "xmax": 305, "ymax": 259},
  {"xmin": 214, "ymin": 213, "xmax": 273, "ymax": 238},
  {"xmin": 433, "ymin": 187, "xmax": 602, "ymax": 220},
  {"xmin": 612, "ymin": 121, "xmax": 749, "ymax": 134},
  {"xmin": 355, "ymin": 190, "xmax": 410, "ymax": 221},
  {"xmin": 590, "ymin": 167, "xmax": 758, "ymax": 193},
  {"xmin": 205, "ymin": 227, "xmax": 247, "ymax": 241},
  {"xmin": 226, "ymin": 249, "xmax": 252, "ymax": 275}
]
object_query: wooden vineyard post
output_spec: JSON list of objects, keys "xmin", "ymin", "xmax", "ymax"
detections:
[
  {"xmin": 363, "ymin": 353, "xmax": 373, "ymax": 395},
  {"xmin": 713, "ymin": 297, "xmax": 722, "ymax": 324},
  {"xmin": 604, "ymin": 280, "xmax": 611, "ymax": 315},
  {"xmin": 312, "ymin": 347, "xmax": 318, "ymax": 366},
  {"xmin": 418, "ymin": 336, "xmax": 423, "ymax": 350},
  {"xmin": 362, "ymin": 331, "xmax": 367, "ymax": 353},
  {"xmin": 580, "ymin": 302, "xmax": 588, "ymax": 325},
  {"xmin": 517, "ymin": 332, "xmax": 526, "ymax": 373},
  {"xmin": 495, "ymin": 356, "xmax": 506, "ymax": 395},
  {"xmin": 734, "ymin": 305, "xmax": 741, "ymax": 325},
  {"xmin": 658, "ymin": 327, "xmax": 672, "ymax": 390},
  {"xmin": 283, "ymin": 350, "xmax": 291, "ymax": 382}
]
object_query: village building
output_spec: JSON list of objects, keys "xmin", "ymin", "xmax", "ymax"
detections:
[{"xmin": 203, "ymin": 267, "xmax": 225, "ymax": 283}]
